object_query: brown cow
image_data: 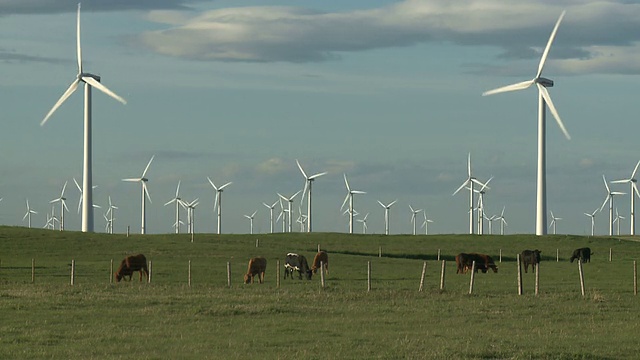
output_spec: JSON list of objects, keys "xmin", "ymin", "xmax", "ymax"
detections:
[
  {"xmin": 455, "ymin": 253, "xmax": 472, "ymax": 274},
  {"xmin": 244, "ymin": 257, "xmax": 267, "ymax": 284},
  {"xmin": 311, "ymin": 251, "xmax": 329, "ymax": 275},
  {"xmin": 521, "ymin": 249, "xmax": 541, "ymax": 273},
  {"xmin": 115, "ymin": 254, "xmax": 149, "ymax": 282},
  {"xmin": 456, "ymin": 252, "xmax": 498, "ymax": 274}
]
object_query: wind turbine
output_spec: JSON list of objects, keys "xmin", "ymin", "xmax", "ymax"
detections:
[
  {"xmin": 103, "ymin": 211, "xmax": 113, "ymax": 234},
  {"xmin": 296, "ymin": 206, "xmax": 308, "ymax": 232},
  {"xmin": 50, "ymin": 181, "xmax": 69, "ymax": 231},
  {"xmin": 278, "ymin": 190, "xmax": 301, "ymax": 233},
  {"xmin": 297, "ymin": 159, "xmax": 327, "ymax": 233},
  {"xmin": 106, "ymin": 196, "xmax": 117, "ymax": 234},
  {"xmin": 207, "ymin": 178, "xmax": 232, "ymax": 234},
  {"xmin": 73, "ymin": 178, "xmax": 100, "ymax": 214},
  {"xmin": 244, "ymin": 210, "xmax": 257, "ymax": 234},
  {"xmin": 473, "ymin": 176, "xmax": 493, "ymax": 235},
  {"xmin": 164, "ymin": 181, "xmax": 182, "ymax": 234},
  {"xmin": 584, "ymin": 209, "xmax": 598, "ymax": 236},
  {"xmin": 183, "ymin": 198, "xmax": 199, "ymax": 234},
  {"xmin": 341, "ymin": 174, "xmax": 366, "ymax": 234},
  {"xmin": 482, "ymin": 11, "xmax": 571, "ymax": 236},
  {"xmin": 356, "ymin": 213, "xmax": 369, "ymax": 234},
  {"xmin": 614, "ymin": 208, "xmax": 625, "ymax": 236},
  {"xmin": 496, "ymin": 206, "xmax": 508, "ymax": 235},
  {"xmin": 263, "ymin": 200, "xmax": 278, "ymax": 234},
  {"xmin": 23, "ymin": 199, "xmax": 37, "ymax": 228},
  {"xmin": 40, "ymin": 3, "xmax": 127, "ymax": 233},
  {"xmin": 600, "ymin": 174, "xmax": 625, "ymax": 236},
  {"xmin": 549, "ymin": 210, "xmax": 562, "ymax": 235},
  {"xmin": 611, "ymin": 160, "xmax": 640, "ymax": 235},
  {"xmin": 453, "ymin": 153, "xmax": 484, "ymax": 234},
  {"xmin": 409, "ymin": 205, "xmax": 423, "ymax": 235},
  {"xmin": 377, "ymin": 199, "xmax": 397, "ymax": 235},
  {"xmin": 422, "ymin": 212, "xmax": 434, "ymax": 235},
  {"xmin": 122, "ymin": 155, "xmax": 154, "ymax": 234}
]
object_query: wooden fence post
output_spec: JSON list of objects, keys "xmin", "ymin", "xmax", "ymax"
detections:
[
  {"xmin": 110, "ymin": 259, "xmax": 113, "ymax": 284},
  {"xmin": 499, "ymin": 249, "xmax": 502, "ymax": 263},
  {"xmin": 191, "ymin": 233, "xmax": 194, "ymax": 243},
  {"xmin": 556, "ymin": 249, "xmax": 559, "ymax": 262},
  {"xmin": 70, "ymin": 259, "xmax": 75, "ymax": 286},
  {"xmin": 276, "ymin": 260, "xmax": 280, "ymax": 288},
  {"xmin": 535, "ymin": 262, "xmax": 539, "ymax": 296},
  {"xmin": 469, "ymin": 261, "xmax": 476, "ymax": 295},
  {"xmin": 418, "ymin": 262, "xmax": 427, "ymax": 292},
  {"xmin": 317, "ymin": 244, "xmax": 321, "ymax": 252},
  {"xmin": 609, "ymin": 248, "xmax": 612, "ymax": 262},
  {"xmin": 188, "ymin": 260, "xmax": 192, "ymax": 287},
  {"xmin": 578, "ymin": 260, "xmax": 585, "ymax": 297},
  {"xmin": 148, "ymin": 260, "xmax": 152, "ymax": 284},
  {"xmin": 126, "ymin": 226, "xmax": 130, "ymax": 237},
  {"xmin": 634, "ymin": 261, "xmax": 637, "ymax": 296},
  {"xmin": 320, "ymin": 261, "xmax": 326, "ymax": 289},
  {"xmin": 440, "ymin": 260, "xmax": 446, "ymax": 290},
  {"xmin": 378, "ymin": 247, "xmax": 382, "ymax": 258},
  {"xmin": 227, "ymin": 262, "xmax": 232, "ymax": 288},
  {"xmin": 517, "ymin": 254, "xmax": 523, "ymax": 296},
  {"xmin": 367, "ymin": 261, "xmax": 372, "ymax": 292},
  {"xmin": 437, "ymin": 249, "xmax": 441, "ymax": 261},
  {"xmin": 255, "ymin": 239, "xmax": 259, "ymax": 248},
  {"xmin": 31, "ymin": 258, "xmax": 35, "ymax": 284}
]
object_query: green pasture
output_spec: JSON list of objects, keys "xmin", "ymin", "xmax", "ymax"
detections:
[{"xmin": 1, "ymin": 226, "xmax": 640, "ymax": 359}]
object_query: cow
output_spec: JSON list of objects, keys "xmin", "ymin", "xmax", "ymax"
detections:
[
  {"xmin": 455, "ymin": 253, "xmax": 472, "ymax": 274},
  {"xmin": 311, "ymin": 251, "xmax": 329, "ymax": 275},
  {"xmin": 521, "ymin": 249, "xmax": 541, "ymax": 273},
  {"xmin": 455, "ymin": 253, "xmax": 498, "ymax": 274},
  {"xmin": 570, "ymin": 247, "xmax": 593, "ymax": 263},
  {"xmin": 244, "ymin": 257, "xmax": 267, "ymax": 284},
  {"xmin": 114, "ymin": 254, "xmax": 149, "ymax": 282},
  {"xmin": 284, "ymin": 253, "xmax": 312, "ymax": 280}
]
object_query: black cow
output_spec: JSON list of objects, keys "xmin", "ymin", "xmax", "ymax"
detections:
[
  {"xmin": 521, "ymin": 249, "xmax": 541, "ymax": 273},
  {"xmin": 455, "ymin": 253, "xmax": 498, "ymax": 274},
  {"xmin": 570, "ymin": 247, "xmax": 593, "ymax": 263},
  {"xmin": 284, "ymin": 253, "xmax": 312, "ymax": 280}
]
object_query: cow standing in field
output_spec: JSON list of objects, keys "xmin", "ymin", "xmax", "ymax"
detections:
[
  {"xmin": 570, "ymin": 247, "xmax": 593, "ymax": 263},
  {"xmin": 456, "ymin": 253, "xmax": 498, "ymax": 274},
  {"xmin": 521, "ymin": 249, "xmax": 541, "ymax": 273},
  {"xmin": 284, "ymin": 253, "xmax": 312, "ymax": 280},
  {"xmin": 115, "ymin": 254, "xmax": 149, "ymax": 282},
  {"xmin": 456, "ymin": 253, "xmax": 472, "ymax": 274},
  {"xmin": 244, "ymin": 257, "xmax": 267, "ymax": 284},
  {"xmin": 311, "ymin": 251, "xmax": 329, "ymax": 275}
]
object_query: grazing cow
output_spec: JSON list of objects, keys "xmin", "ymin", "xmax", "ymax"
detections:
[
  {"xmin": 468, "ymin": 253, "xmax": 499, "ymax": 273},
  {"xmin": 115, "ymin": 254, "xmax": 149, "ymax": 282},
  {"xmin": 284, "ymin": 253, "xmax": 312, "ymax": 280},
  {"xmin": 244, "ymin": 257, "xmax": 267, "ymax": 284},
  {"xmin": 311, "ymin": 251, "xmax": 329, "ymax": 275},
  {"xmin": 521, "ymin": 249, "xmax": 542, "ymax": 273},
  {"xmin": 570, "ymin": 247, "xmax": 593, "ymax": 263},
  {"xmin": 455, "ymin": 253, "xmax": 472, "ymax": 274}
]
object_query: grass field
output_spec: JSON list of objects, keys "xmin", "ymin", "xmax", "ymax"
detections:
[{"xmin": 1, "ymin": 226, "xmax": 640, "ymax": 359}]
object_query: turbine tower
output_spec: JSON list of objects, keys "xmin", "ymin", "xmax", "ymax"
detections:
[
  {"xmin": 107, "ymin": 196, "xmax": 117, "ymax": 234},
  {"xmin": 549, "ymin": 210, "xmax": 562, "ymax": 235},
  {"xmin": 278, "ymin": 190, "xmax": 301, "ymax": 233},
  {"xmin": 207, "ymin": 178, "xmax": 232, "ymax": 234},
  {"xmin": 482, "ymin": 11, "xmax": 571, "ymax": 235},
  {"xmin": 164, "ymin": 181, "xmax": 182, "ymax": 234},
  {"xmin": 41, "ymin": 3, "xmax": 127, "ymax": 233},
  {"xmin": 23, "ymin": 199, "xmax": 37, "ymax": 228},
  {"xmin": 614, "ymin": 208, "xmax": 625, "ymax": 236},
  {"xmin": 422, "ymin": 212, "xmax": 434, "ymax": 235},
  {"xmin": 496, "ymin": 206, "xmax": 508, "ymax": 235},
  {"xmin": 409, "ymin": 205, "xmax": 423, "ymax": 235},
  {"xmin": 122, "ymin": 155, "xmax": 154, "ymax": 234},
  {"xmin": 584, "ymin": 209, "xmax": 598, "ymax": 236},
  {"xmin": 611, "ymin": 160, "xmax": 640, "ymax": 235},
  {"xmin": 297, "ymin": 159, "xmax": 327, "ymax": 233},
  {"xmin": 377, "ymin": 199, "xmax": 397, "ymax": 235},
  {"xmin": 244, "ymin": 210, "xmax": 257, "ymax": 234},
  {"xmin": 600, "ymin": 175, "xmax": 625, "ymax": 236},
  {"xmin": 341, "ymin": 174, "xmax": 366, "ymax": 234},
  {"xmin": 263, "ymin": 200, "xmax": 278, "ymax": 234},
  {"xmin": 356, "ymin": 213, "xmax": 369, "ymax": 234},
  {"xmin": 50, "ymin": 181, "xmax": 69, "ymax": 231},
  {"xmin": 453, "ymin": 153, "xmax": 483, "ymax": 234}
]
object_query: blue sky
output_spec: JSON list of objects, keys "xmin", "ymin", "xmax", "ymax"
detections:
[{"xmin": 1, "ymin": 0, "xmax": 640, "ymax": 235}]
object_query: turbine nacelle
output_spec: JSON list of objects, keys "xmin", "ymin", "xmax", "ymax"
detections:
[
  {"xmin": 79, "ymin": 73, "xmax": 101, "ymax": 82},
  {"xmin": 535, "ymin": 77, "xmax": 554, "ymax": 88}
]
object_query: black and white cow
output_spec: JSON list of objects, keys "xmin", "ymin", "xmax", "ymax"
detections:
[{"xmin": 284, "ymin": 253, "xmax": 312, "ymax": 280}]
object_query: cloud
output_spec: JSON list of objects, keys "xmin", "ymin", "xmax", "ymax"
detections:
[
  {"xmin": 135, "ymin": 0, "xmax": 640, "ymax": 74},
  {"xmin": 0, "ymin": 48, "xmax": 65, "ymax": 64},
  {"xmin": 256, "ymin": 157, "xmax": 288, "ymax": 175},
  {"xmin": 0, "ymin": 0, "xmax": 192, "ymax": 14}
]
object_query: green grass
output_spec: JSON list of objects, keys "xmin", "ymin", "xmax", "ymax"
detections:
[{"xmin": 1, "ymin": 227, "xmax": 640, "ymax": 359}]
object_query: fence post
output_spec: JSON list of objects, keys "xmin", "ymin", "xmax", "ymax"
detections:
[
  {"xmin": 255, "ymin": 239, "xmax": 259, "ymax": 248},
  {"xmin": 469, "ymin": 261, "xmax": 476, "ymax": 295},
  {"xmin": 188, "ymin": 260, "xmax": 192, "ymax": 287},
  {"xmin": 320, "ymin": 261, "xmax": 326, "ymax": 289},
  {"xmin": 276, "ymin": 260, "xmax": 280, "ymax": 289},
  {"xmin": 110, "ymin": 259, "xmax": 113, "ymax": 284},
  {"xmin": 535, "ymin": 262, "xmax": 539, "ymax": 296},
  {"xmin": 418, "ymin": 262, "xmax": 427, "ymax": 292},
  {"xmin": 191, "ymin": 233, "xmax": 194, "ymax": 243},
  {"xmin": 609, "ymin": 248, "xmax": 612, "ymax": 262},
  {"xmin": 556, "ymin": 249, "xmax": 559, "ymax": 262},
  {"xmin": 517, "ymin": 254, "xmax": 523, "ymax": 295},
  {"xmin": 378, "ymin": 247, "xmax": 382, "ymax": 258},
  {"xmin": 578, "ymin": 260, "xmax": 585, "ymax": 297},
  {"xmin": 437, "ymin": 249, "xmax": 441, "ymax": 261},
  {"xmin": 499, "ymin": 249, "xmax": 502, "ymax": 263},
  {"xmin": 227, "ymin": 262, "xmax": 232, "ymax": 288},
  {"xmin": 367, "ymin": 261, "xmax": 372, "ymax": 292},
  {"xmin": 440, "ymin": 260, "xmax": 446, "ymax": 290},
  {"xmin": 70, "ymin": 259, "xmax": 75, "ymax": 286},
  {"xmin": 126, "ymin": 226, "xmax": 130, "ymax": 237},
  {"xmin": 634, "ymin": 261, "xmax": 637, "ymax": 296},
  {"xmin": 148, "ymin": 260, "xmax": 152, "ymax": 284},
  {"xmin": 31, "ymin": 258, "xmax": 35, "ymax": 284}
]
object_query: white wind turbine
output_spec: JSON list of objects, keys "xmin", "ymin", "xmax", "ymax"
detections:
[
  {"xmin": 584, "ymin": 208, "xmax": 598, "ymax": 236},
  {"xmin": 244, "ymin": 210, "xmax": 257, "ymax": 234},
  {"xmin": 296, "ymin": 206, "xmax": 308, "ymax": 232},
  {"xmin": 263, "ymin": 200, "xmax": 278, "ymax": 234},
  {"xmin": 73, "ymin": 178, "xmax": 99, "ymax": 215},
  {"xmin": 183, "ymin": 198, "xmax": 199, "ymax": 234},
  {"xmin": 614, "ymin": 208, "xmax": 625, "ymax": 236},
  {"xmin": 421, "ymin": 212, "xmax": 434, "ymax": 235},
  {"xmin": 207, "ymin": 178, "xmax": 232, "ymax": 234},
  {"xmin": 496, "ymin": 206, "xmax": 508, "ymax": 235},
  {"xmin": 164, "ymin": 181, "xmax": 182, "ymax": 234},
  {"xmin": 600, "ymin": 174, "xmax": 625, "ymax": 236},
  {"xmin": 409, "ymin": 205, "xmax": 423, "ymax": 235},
  {"xmin": 473, "ymin": 176, "xmax": 493, "ymax": 235},
  {"xmin": 484, "ymin": 214, "xmax": 496, "ymax": 235},
  {"xmin": 356, "ymin": 213, "xmax": 369, "ymax": 234},
  {"xmin": 611, "ymin": 160, "xmax": 640, "ymax": 235},
  {"xmin": 483, "ymin": 11, "xmax": 571, "ymax": 236},
  {"xmin": 23, "ymin": 199, "xmax": 37, "ymax": 228},
  {"xmin": 106, "ymin": 196, "xmax": 117, "ymax": 234},
  {"xmin": 341, "ymin": 174, "xmax": 366, "ymax": 234},
  {"xmin": 297, "ymin": 159, "xmax": 327, "ymax": 233},
  {"xmin": 377, "ymin": 199, "xmax": 397, "ymax": 235},
  {"xmin": 50, "ymin": 181, "xmax": 69, "ymax": 231},
  {"xmin": 103, "ymin": 211, "xmax": 112, "ymax": 234},
  {"xmin": 41, "ymin": 4, "xmax": 127, "ymax": 233},
  {"xmin": 278, "ymin": 190, "xmax": 301, "ymax": 233},
  {"xmin": 122, "ymin": 155, "xmax": 154, "ymax": 234},
  {"xmin": 549, "ymin": 210, "xmax": 562, "ymax": 235},
  {"xmin": 453, "ymin": 153, "xmax": 484, "ymax": 234}
]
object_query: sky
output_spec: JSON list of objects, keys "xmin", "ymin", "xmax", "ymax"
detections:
[{"xmin": 1, "ymin": 0, "xmax": 640, "ymax": 236}]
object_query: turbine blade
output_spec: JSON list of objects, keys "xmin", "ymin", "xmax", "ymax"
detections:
[
  {"xmin": 599, "ymin": 196, "xmax": 609, "ymax": 212},
  {"xmin": 603, "ymin": 174, "xmax": 611, "ymax": 193},
  {"xmin": 41, "ymin": 79, "xmax": 80, "ymax": 126},
  {"xmin": 143, "ymin": 182, "xmax": 152, "ymax": 203},
  {"xmin": 207, "ymin": 177, "xmax": 217, "ymax": 190},
  {"xmin": 296, "ymin": 159, "xmax": 307, "ymax": 179},
  {"xmin": 452, "ymin": 180, "xmax": 469, "ymax": 196},
  {"xmin": 76, "ymin": 3, "xmax": 82, "ymax": 74},
  {"xmin": 632, "ymin": 160, "xmax": 640, "ymax": 179},
  {"xmin": 537, "ymin": 84, "xmax": 571, "ymax": 140},
  {"xmin": 340, "ymin": 193, "xmax": 350, "ymax": 211},
  {"xmin": 309, "ymin": 171, "xmax": 328, "ymax": 180},
  {"xmin": 377, "ymin": 200, "xmax": 385, "ymax": 208},
  {"xmin": 482, "ymin": 80, "xmax": 534, "ymax": 96},
  {"xmin": 343, "ymin": 174, "xmax": 351, "ymax": 192},
  {"xmin": 389, "ymin": 200, "xmax": 398, "ymax": 207},
  {"xmin": 73, "ymin": 178, "xmax": 82, "ymax": 192},
  {"xmin": 175, "ymin": 180, "xmax": 181, "ymax": 197},
  {"xmin": 219, "ymin": 182, "xmax": 232, "ymax": 190},
  {"xmin": 82, "ymin": 76, "xmax": 127, "ymax": 105},
  {"xmin": 291, "ymin": 189, "xmax": 302, "ymax": 199},
  {"xmin": 141, "ymin": 155, "xmax": 155, "ymax": 178},
  {"xmin": 352, "ymin": 191, "xmax": 366, "ymax": 194},
  {"xmin": 536, "ymin": 10, "xmax": 566, "ymax": 79},
  {"xmin": 164, "ymin": 199, "xmax": 175, "ymax": 207},
  {"xmin": 634, "ymin": 183, "xmax": 640, "ymax": 199}
]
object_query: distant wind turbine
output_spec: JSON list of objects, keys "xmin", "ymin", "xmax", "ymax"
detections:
[
  {"xmin": 549, "ymin": 210, "xmax": 562, "ymax": 235},
  {"xmin": 611, "ymin": 160, "xmax": 640, "ymax": 235},
  {"xmin": 341, "ymin": 174, "xmax": 366, "ymax": 234},
  {"xmin": 50, "ymin": 181, "xmax": 69, "ymax": 231},
  {"xmin": 377, "ymin": 199, "xmax": 397, "ymax": 235},
  {"xmin": 278, "ymin": 190, "xmax": 301, "ymax": 233},
  {"xmin": 164, "ymin": 181, "xmax": 182, "ymax": 234},
  {"xmin": 263, "ymin": 200, "xmax": 278, "ymax": 234},
  {"xmin": 40, "ymin": 3, "xmax": 127, "ymax": 233},
  {"xmin": 244, "ymin": 210, "xmax": 257, "ymax": 234},
  {"xmin": 614, "ymin": 208, "xmax": 625, "ymax": 236},
  {"xmin": 453, "ymin": 153, "xmax": 484, "ymax": 234},
  {"xmin": 297, "ymin": 159, "xmax": 327, "ymax": 233},
  {"xmin": 473, "ymin": 176, "xmax": 493, "ymax": 235},
  {"xmin": 600, "ymin": 174, "xmax": 625, "ymax": 236},
  {"xmin": 496, "ymin": 206, "xmax": 508, "ymax": 235},
  {"xmin": 122, "ymin": 155, "xmax": 155, "ymax": 234},
  {"xmin": 421, "ymin": 212, "xmax": 434, "ymax": 235},
  {"xmin": 356, "ymin": 213, "xmax": 369, "ymax": 234},
  {"xmin": 183, "ymin": 198, "xmax": 199, "ymax": 234},
  {"xmin": 23, "ymin": 199, "xmax": 37, "ymax": 228},
  {"xmin": 207, "ymin": 178, "xmax": 232, "ymax": 234},
  {"xmin": 482, "ymin": 11, "xmax": 570, "ymax": 236},
  {"xmin": 584, "ymin": 209, "xmax": 598, "ymax": 236},
  {"xmin": 106, "ymin": 196, "xmax": 117, "ymax": 234},
  {"xmin": 409, "ymin": 205, "xmax": 423, "ymax": 235}
]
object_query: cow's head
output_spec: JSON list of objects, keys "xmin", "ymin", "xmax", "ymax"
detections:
[
  {"xmin": 534, "ymin": 250, "xmax": 542, "ymax": 262},
  {"xmin": 114, "ymin": 271, "xmax": 123, "ymax": 283},
  {"xmin": 305, "ymin": 269, "xmax": 313, "ymax": 280},
  {"xmin": 490, "ymin": 265, "xmax": 498, "ymax": 273},
  {"xmin": 244, "ymin": 274, "xmax": 251, "ymax": 284}
]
